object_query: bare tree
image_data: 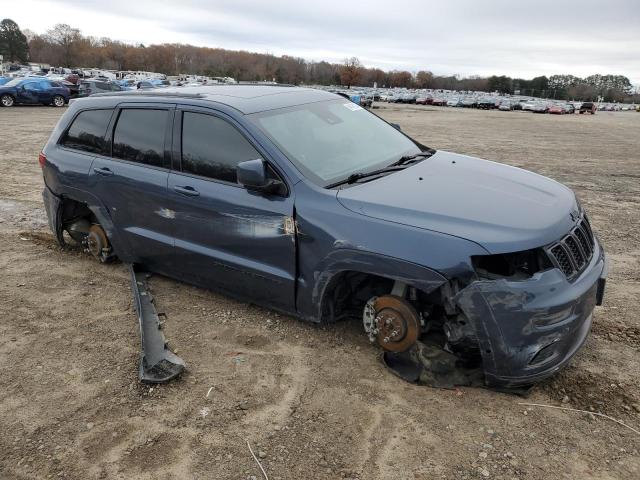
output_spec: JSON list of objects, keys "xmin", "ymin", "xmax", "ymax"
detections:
[
  {"xmin": 46, "ymin": 23, "xmax": 81, "ymax": 66},
  {"xmin": 340, "ymin": 57, "xmax": 362, "ymax": 88}
]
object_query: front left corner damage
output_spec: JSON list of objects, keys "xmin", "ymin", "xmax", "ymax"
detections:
[{"xmin": 454, "ymin": 264, "xmax": 602, "ymax": 389}]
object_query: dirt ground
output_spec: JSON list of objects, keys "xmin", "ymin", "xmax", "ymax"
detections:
[{"xmin": 1, "ymin": 103, "xmax": 639, "ymax": 480}]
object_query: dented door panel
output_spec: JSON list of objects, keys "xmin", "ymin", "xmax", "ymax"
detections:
[{"xmin": 167, "ymin": 172, "xmax": 296, "ymax": 310}]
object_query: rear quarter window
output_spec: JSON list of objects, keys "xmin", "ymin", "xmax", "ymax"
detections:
[
  {"xmin": 60, "ymin": 109, "xmax": 113, "ymax": 154},
  {"xmin": 112, "ymin": 109, "xmax": 168, "ymax": 167}
]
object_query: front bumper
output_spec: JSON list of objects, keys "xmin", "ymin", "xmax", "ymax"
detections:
[{"xmin": 456, "ymin": 239, "xmax": 607, "ymax": 388}]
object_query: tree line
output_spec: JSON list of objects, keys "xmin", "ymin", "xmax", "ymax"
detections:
[{"xmin": 1, "ymin": 19, "xmax": 637, "ymax": 102}]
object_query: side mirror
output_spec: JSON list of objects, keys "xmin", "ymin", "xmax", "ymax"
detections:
[
  {"xmin": 390, "ymin": 123, "xmax": 402, "ymax": 131},
  {"xmin": 237, "ymin": 159, "xmax": 286, "ymax": 196}
]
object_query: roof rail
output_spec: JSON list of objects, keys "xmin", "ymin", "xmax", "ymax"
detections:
[
  {"xmin": 91, "ymin": 91, "xmax": 206, "ymax": 99},
  {"xmin": 235, "ymin": 82, "xmax": 297, "ymax": 87}
]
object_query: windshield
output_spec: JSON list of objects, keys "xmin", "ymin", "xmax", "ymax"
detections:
[{"xmin": 249, "ymin": 99, "xmax": 421, "ymax": 186}]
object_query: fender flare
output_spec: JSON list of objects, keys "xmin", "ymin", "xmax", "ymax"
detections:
[
  {"xmin": 42, "ymin": 186, "xmax": 128, "ymax": 259},
  {"xmin": 311, "ymin": 248, "xmax": 448, "ymax": 322}
]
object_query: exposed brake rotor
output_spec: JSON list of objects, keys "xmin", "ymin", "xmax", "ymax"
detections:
[
  {"xmin": 85, "ymin": 224, "xmax": 110, "ymax": 261},
  {"xmin": 363, "ymin": 295, "xmax": 420, "ymax": 352}
]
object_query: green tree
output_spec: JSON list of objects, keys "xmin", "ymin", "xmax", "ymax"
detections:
[
  {"xmin": 0, "ymin": 18, "xmax": 29, "ymax": 62},
  {"xmin": 487, "ymin": 75, "xmax": 513, "ymax": 94}
]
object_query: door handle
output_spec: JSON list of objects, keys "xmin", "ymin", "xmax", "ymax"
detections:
[
  {"xmin": 173, "ymin": 185, "xmax": 200, "ymax": 197},
  {"xmin": 93, "ymin": 167, "xmax": 114, "ymax": 176}
]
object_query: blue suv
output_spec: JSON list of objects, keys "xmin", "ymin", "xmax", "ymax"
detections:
[
  {"xmin": 0, "ymin": 77, "xmax": 70, "ymax": 107},
  {"xmin": 40, "ymin": 85, "xmax": 607, "ymax": 388}
]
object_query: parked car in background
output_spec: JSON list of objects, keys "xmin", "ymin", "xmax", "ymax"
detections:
[
  {"xmin": 137, "ymin": 79, "xmax": 170, "ymax": 89},
  {"xmin": 477, "ymin": 98, "xmax": 495, "ymax": 109},
  {"xmin": 548, "ymin": 104, "xmax": 566, "ymax": 114},
  {"xmin": 360, "ymin": 93, "xmax": 374, "ymax": 108},
  {"xmin": 461, "ymin": 97, "xmax": 477, "ymax": 108},
  {"xmin": 117, "ymin": 79, "xmax": 137, "ymax": 90},
  {"xmin": 76, "ymin": 80, "xmax": 124, "ymax": 98},
  {"xmin": 564, "ymin": 103, "xmax": 576, "ymax": 114},
  {"xmin": 63, "ymin": 80, "xmax": 80, "ymax": 99},
  {"xmin": 0, "ymin": 78, "xmax": 70, "ymax": 107},
  {"xmin": 532, "ymin": 102, "xmax": 550, "ymax": 113},
  {"xmin": 498, "ymin": 100, "xmax": 514, "ymax": 111},
  {"xmin": 579, "ymin": 102, "xmax": 597, "ymax": 114}
]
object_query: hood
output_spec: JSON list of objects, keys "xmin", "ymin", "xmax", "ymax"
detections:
[{"xmin": 336, "ymin": 151, "xmax": 578, "ymax": 254}]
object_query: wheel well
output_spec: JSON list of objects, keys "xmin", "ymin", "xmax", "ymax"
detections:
[
  {"xmin": 60, "ymin": 197, "xmax": 95, "ymax": 227},
  {"xmin": 320, "ymin": 270, "xmax": 483, "ymax": 366},
  {"xmin": 55, "ymin": 197, "xmax": 97, "ymax": 245},
  {"xmin": 320, "ymin": 271, "xmax": 394, "ymax": 323}
]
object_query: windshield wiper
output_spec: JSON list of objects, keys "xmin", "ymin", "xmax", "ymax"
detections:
[
  {"xmin": 326, "ymin": 165, "xmax": 406, "ymax": 188},
  {"xmin": 390, "ymin": 150, "xmax": 435, "ymax": 166},
  {"xmin": 325, "ymin": 150, "xmax": 435, "ymax": 189}
]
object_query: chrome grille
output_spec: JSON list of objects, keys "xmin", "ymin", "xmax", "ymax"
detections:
[
  {"xmin": 564, "ymin": 236, "xmax": 585, "ymax": 270},
  {"xmin": 551, "ymin": 245, "xmax": 574, "ymax": 276},
  {"xmin": 547, "ymin": 214, "xmax": 596, "ymax": 279}
]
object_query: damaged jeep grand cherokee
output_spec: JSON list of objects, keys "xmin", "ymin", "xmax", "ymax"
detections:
[{"xmin": 40, "ymin": 85, "xmax": 607, "ymax": 389}]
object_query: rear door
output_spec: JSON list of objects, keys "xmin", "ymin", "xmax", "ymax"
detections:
[
  {"xmin": 88, "ymin": 104, "xmax": 176, "ymax": 270},
  {"xmin": 167, "ymin": 106, "xmax": 296, "ymax": 310}
]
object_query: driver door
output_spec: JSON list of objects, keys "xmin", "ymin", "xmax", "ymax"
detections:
[
  {"xmin": 166, "ymin": 107, "xmax": 296, "ymax": 311},
  {"xmin": 18, "ymin": 81, "xmax": 43, "ymax": 104}
]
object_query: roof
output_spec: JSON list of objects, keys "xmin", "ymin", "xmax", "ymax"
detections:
[{"xmin": 91, "ymin": 85, "xmax": 339, "ymax": 114}]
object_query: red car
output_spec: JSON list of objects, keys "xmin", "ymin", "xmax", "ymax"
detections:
[{"xmin": 548, "ymin": 104, "xmax": 566, "ymax": 115}]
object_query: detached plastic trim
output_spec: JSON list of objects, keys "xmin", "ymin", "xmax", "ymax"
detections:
[{"xmin": 129, "ymin": 264, "xmax": 185, "ymax": 383}]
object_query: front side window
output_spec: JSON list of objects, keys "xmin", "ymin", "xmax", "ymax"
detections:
[
  {"xmin": 112, "ymin": 109, "xmax": 168, "ymax": 167},
  {"xmin": 60, "ymin": 109, "xmax": 113, "ymax": 154},
  {"xmin": 249, "ymin": 99, "xmax": 420, "ymax": 186},
  {"xmin": 181, "ymin": 112, "xmax": 261, "ymax": 183}
]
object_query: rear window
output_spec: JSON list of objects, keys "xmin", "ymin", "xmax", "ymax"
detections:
[
  {"xmin": 60, "ymin": 109, "xmax": 113, "ymax": 154},
  {"xmin": 112, "ymin": 109, "xmax": 168, "ymax": 167}
]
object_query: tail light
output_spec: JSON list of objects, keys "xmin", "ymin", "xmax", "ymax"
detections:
[{"xmin": 38, "ymin": 152, "xmax": 47, "ymax": 168}]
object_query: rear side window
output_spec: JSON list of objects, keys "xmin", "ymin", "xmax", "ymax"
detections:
[
  {"xmin": 60, "ymin": 109, "xmax": 112, "ymax": 154},
  {"xmin": 181, "ymin": 112, "xmax": 261, "ymax": 183},
  {"xmin": 112, "ymin": 109, "xmax": 168, "ymax": 167}
]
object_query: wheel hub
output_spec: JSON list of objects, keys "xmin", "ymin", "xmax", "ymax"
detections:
[
  {"xmin": 86, "ymin": 224, "xmax": 110, "ymax": 261},
  {"xmin": 363, "ymin": 295, "xmax": 420, "ymax": 352}
]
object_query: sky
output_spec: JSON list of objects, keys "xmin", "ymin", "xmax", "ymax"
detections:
[{"xmin": 4, "ymin": 0, "xmax": 640, "ymax": 84}]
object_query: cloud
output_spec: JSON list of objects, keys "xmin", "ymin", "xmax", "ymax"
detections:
[{"xmin": 6, "ymin": 0, "xmax": 640, "ymax": 83}]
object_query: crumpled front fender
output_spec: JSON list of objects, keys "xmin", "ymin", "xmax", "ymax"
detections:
[{"xmin": 455, "ymin": 243, "xmax": 606, "ymax": 387}]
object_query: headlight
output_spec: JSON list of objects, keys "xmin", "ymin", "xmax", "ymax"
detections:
[{"xmin": 472, "ymin": 248, "xmax": 553, "ymax": 281}]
